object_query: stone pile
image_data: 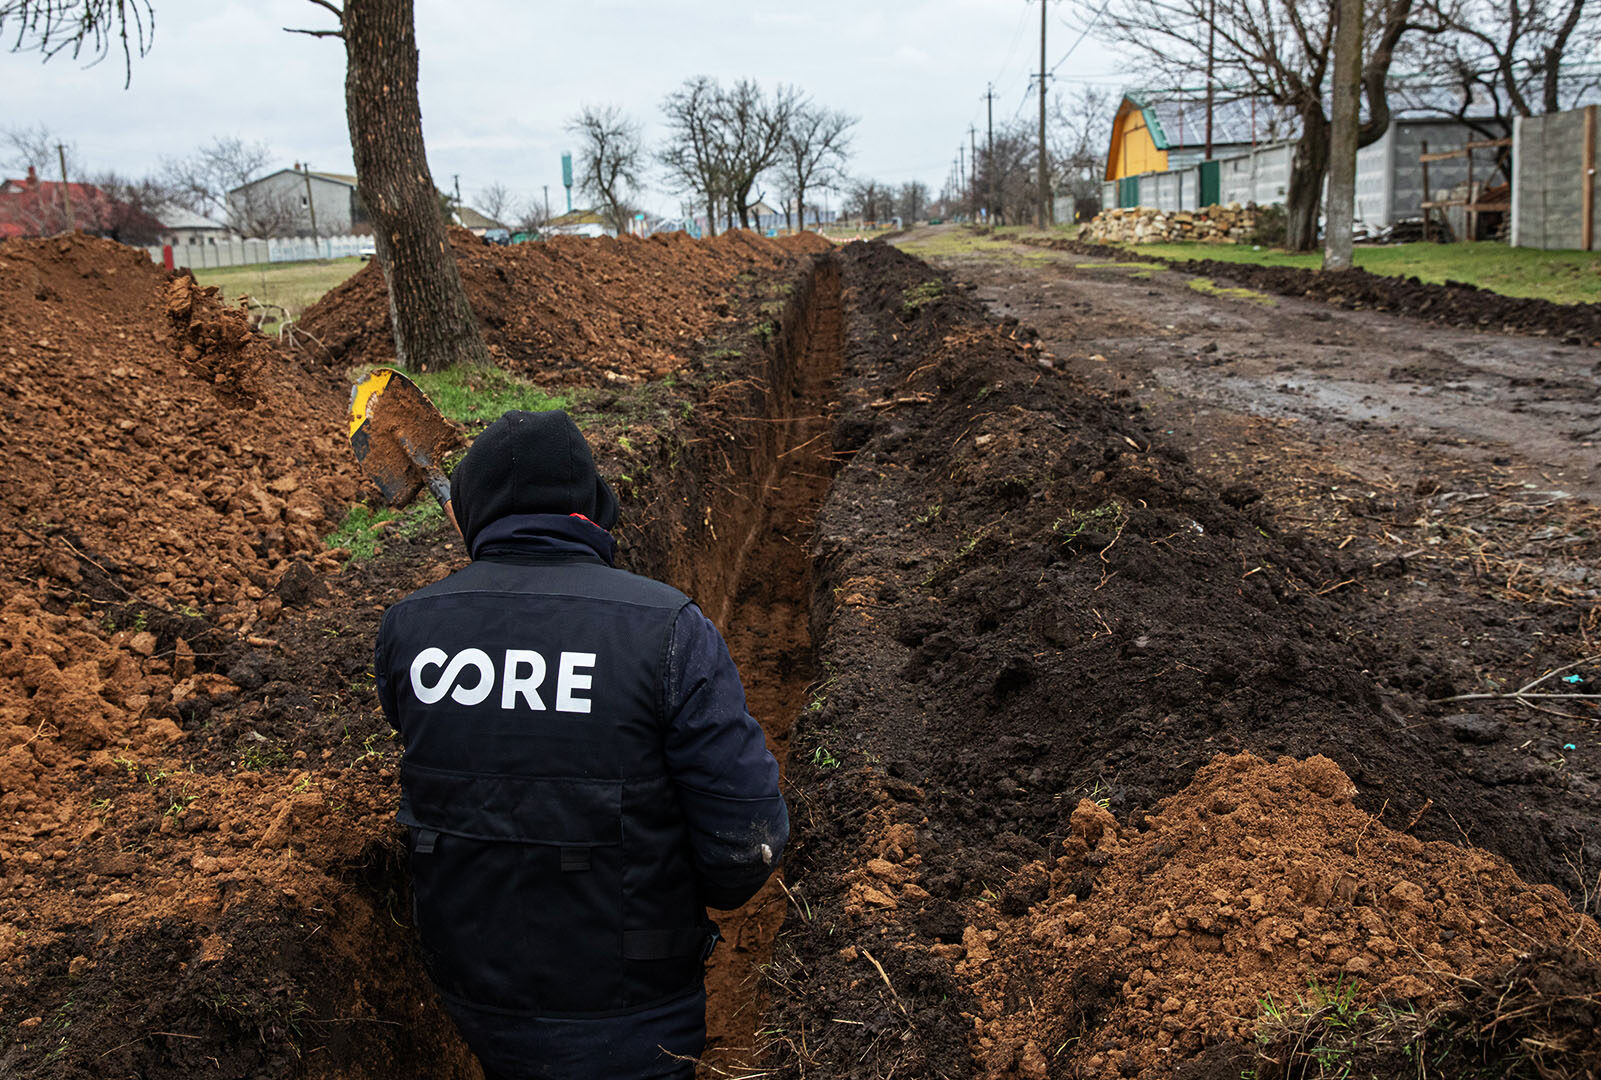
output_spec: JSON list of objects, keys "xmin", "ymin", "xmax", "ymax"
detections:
[{"xmin": 1080, "ymin": 203, "xmax": 1259, "ymax": 244}]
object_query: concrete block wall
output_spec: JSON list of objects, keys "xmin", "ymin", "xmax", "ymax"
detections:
[{"xmin": 1513, "ymin": 107, "xmax": 1597, "ymax": 250}]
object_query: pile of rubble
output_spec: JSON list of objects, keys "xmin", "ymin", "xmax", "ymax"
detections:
[{"xmin": 1079, "ymin": 203, "xmax": 1259, "ymax": 244}]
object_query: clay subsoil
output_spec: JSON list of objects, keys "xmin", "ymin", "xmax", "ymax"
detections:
[{"xmin": 2, "ymin": 223, "xmax": 1599, "ymax": 1080}]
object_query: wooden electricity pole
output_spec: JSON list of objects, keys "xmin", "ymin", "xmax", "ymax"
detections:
[
  {"xmin": 985, "ymin": 83, "xmax": 996, "ymax": 223},
  {"xmin": 301, "ymin": 163, "xmax": 320, "ymax": 244},
  {"xmin": 56, "ymin": 143, "xmax": 74, "ymax": 231},
  {"xmin": 1324, "ymin": 0, "xmax": 1362, "ymax": 270},
  {"xmin": 1037, "ymin": 0, "xmax": 1049, "ymax": 229}
]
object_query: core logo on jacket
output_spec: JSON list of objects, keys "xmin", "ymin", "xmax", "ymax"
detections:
[{"xmin": 408, "ymin": 647, "xmax": 597, "ymax": 712}]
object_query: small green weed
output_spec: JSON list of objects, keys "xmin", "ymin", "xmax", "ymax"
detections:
[
  {"xmin": 810, "ymin": 746, "xmax": 840, "ymax": 769},
  {"xmin": 240, "ymin": 743, "xmax": 290, "ymax": 772},
  {"xmin": 901, "ymin": 279, "xmax": 944, "ymax": 315},
  {"xmin": 914, "ymin": 504, "xmax": 942, "ymax": 525},
  {"xmin": 1187, "ymin": 276, "xmax": 1275, "ymax": 305}
]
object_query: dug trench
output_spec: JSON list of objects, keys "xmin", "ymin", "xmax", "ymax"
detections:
[
  {"xmin": 758, "ymin": 242, "xmax": 1601, "ymax": 1079},
  {"xmin": 0, "ymin": 234, "xmax": 840, "ymax": 1078}
]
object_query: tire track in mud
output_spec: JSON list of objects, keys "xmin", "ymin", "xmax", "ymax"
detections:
[{"xmin": 699, "ymin": 261, "xmax": 843, "ymax": 1074}]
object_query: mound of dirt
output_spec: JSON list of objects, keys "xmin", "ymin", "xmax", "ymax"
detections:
[
  {"xmin": 1022, "ymin": 234, "xmax": 1601, "ymax": 344},
  {"xmin": 297, "ymin": 227, "xmax": 829, "ymax": 382},
  {"xmin": 0, "ymin": 233, "xmax": 360, "ymax": 629},
  {"xmin": 763, "ymin": 240, "xmax": 1597, "ymax": 1078},
  {"xmin": 970, "ymin": 752, "xmax": 1600, "ymax": 1078}
]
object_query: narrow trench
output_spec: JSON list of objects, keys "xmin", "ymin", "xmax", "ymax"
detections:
[{"xmin": 698, "ymin": 259, "xmax": 844, "ymax": 1074}]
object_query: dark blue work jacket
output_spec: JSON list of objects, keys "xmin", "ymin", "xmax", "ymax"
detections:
[{"xmin": 375, "ymin": 513, "xmax": 787, "ymax": 1078}]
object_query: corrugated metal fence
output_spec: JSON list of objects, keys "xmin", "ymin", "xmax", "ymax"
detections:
[{"xmin": 1103, "ymin": 142, "xmax": 1295, "ymax": 213}]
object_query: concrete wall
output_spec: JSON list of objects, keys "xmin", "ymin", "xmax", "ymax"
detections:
[
  {"xmin": 1512, "ymin": 107, "xmax": 1597, "ymax": 250},
  {"xmin": 144, "ymin": 233, "xmax": 370, "ymax": 269}
]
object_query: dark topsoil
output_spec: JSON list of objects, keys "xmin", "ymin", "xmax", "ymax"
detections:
[
  {"xmin": 762, "ymin": 241, "xmax": 1599, "ymax": 1078},
  {"xmin": 1024, "ymin": 233, "xmax": 1601, "ymax": 345}
]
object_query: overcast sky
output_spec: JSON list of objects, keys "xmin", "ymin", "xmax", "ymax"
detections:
[{"xmin": 6, "ymin": 0, "xmax": 1127, "ymax": 218}]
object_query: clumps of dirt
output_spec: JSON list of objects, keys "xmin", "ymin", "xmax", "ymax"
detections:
[
  {"xmin": 970, "ymin": 752, "xmax": 1601, "ymax": 1079},
  {"xmin": 297, "ymin": 226, "xmax": 830, "ymax": 382},
  {"xmin": 762, "ymin": 240, "xmax": 1599, "ymax": 1079},
  {"xmin": 0, "ymin": 233, "xmax": 361, "ymax": 627},
  {"xmin": 1021, "ymin": 233, "xmax": 1601, "ymax": 344}
]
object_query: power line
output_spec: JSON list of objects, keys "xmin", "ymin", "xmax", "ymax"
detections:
[{"xmin": 1049, "ymin": 0, "xmax": 1117, "ymax": 78}]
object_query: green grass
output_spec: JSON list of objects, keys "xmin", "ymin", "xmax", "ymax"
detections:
[
  {"xmin": 324, "ymin": 499, "xmax": 443, "ymax": 564},
  {"xmin": 402, "ymin": 365, "xmax": 571, "ymax": 428},
  {"xmin": 190, "ymin": 257, "xmax": 365, "ymax": 333},
  {"xmin": 1188, "ymin": 277, "xmax": 1276, "ymax": 305},
  {"xmin": 1132, "ymin": 241, "xmax": 1601, "ymax": 304}
]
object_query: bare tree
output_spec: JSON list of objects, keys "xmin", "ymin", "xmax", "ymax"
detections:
[
  {"xmin": 771, "ymin": 101, "xmax": 855, "ymax": 232},
  {"xmin": 660, "ymin": 75, "xmax": 731, "ymax": 237},
  {"xmin": 843, "ymin": 179, "xmax": 892, "ymax": 223},
  {"xmin": 475, "ymin": 181, "xmax": 513, "ymax": 225},
  {"xmin": 1050, "ymin": 86, "xmax": 1113, "ymax": 213},
  {"xmin": 566, "ymin": 103, "xmax": 643, "ymax": 235},
  {"xmin": 289, "ymin": 0, "xmax": 490, "ymax": 369},
  {"xmin": 1, "ymin": 123, "xmax": 80, "ymax": 178},
  {"xmin": 509, "ymin": 196, "xmax": 549, "ymax": 235},
  {"xmin": 1094, "ymin": 0, "xmax": 1433, "ymax": 249},
  {"xmin": 974, "ymin": 121, "xmax": 1043, "ymax": 226},
  {"xmin": 160, "ymin": 136, "xmax": 298, "ymax": 236},
  {"xmin": 714, "ymin": 79, "xmax": 801, "ymax": 229},
  {"xmin": 1, "ymin": 0, "xmax": 153, "ymax": 87},
  {"xmin": 1406, "ymin": 0, "xmax": 1600, "ymax": 120},
  {"xmin": 896, "ymin": 180, "xmax": 930, "ymax": 224}
]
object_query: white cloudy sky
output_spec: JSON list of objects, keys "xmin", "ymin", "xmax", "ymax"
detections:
[{"xmin": 6, "ymin": 0, "xmax": 1128, "ymax": 216}]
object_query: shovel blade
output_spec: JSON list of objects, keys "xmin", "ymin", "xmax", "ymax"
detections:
[{"xmin": 348, "ymin": 368, "xmax": 459, "ymax": 507}]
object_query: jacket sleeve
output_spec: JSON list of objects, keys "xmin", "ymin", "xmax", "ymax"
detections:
[{"xmin": 662, "ymin": 603, "xmax": 789, "ymax": 910}]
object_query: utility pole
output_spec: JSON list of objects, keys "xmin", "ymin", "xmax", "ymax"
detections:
[
  {"xmin": 969, "ymin": 124, "xmax": 978, "ymax": 211},
  {"xmin": 452, "ymin": 173, "xmax": 462, "ymax": 213},
  {"xmin": 1204, "ymin": 0, "xmax": 1216, "ymax": 159},
  {"xmin": 543, "ymin": 184, "xmax": 550, "ymax": 224},
  {"xmin": 959, "ymin": 143, "xmax": 966, "ymax": 215},
  {"xmin": 1324, "ymin": 0, "xmax": 1362, "ymax": 270},
  {"xmin": 1037, "ymin": 0, "xmax": 1050, "ymax": 230},
  {"xmin": 56, "ymin": 144, "xmax": 74, "ymax": 231},
  {"xmin": 301, "ymin": 163, "xmax": 320, "ymax": 246},
  {"xmin": 985, "ymin": 84, "xmax": 996, "ymax": 223}
]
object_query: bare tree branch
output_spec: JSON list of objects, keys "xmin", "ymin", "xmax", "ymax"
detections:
[{"xmin": 1, "ymin": 0, "xmax": 154, "ymax": 87}]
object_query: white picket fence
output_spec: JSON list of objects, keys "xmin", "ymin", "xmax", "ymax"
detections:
[{"xmin": 145, "ymin": 233, "xmax": 370, "ymax": 270}]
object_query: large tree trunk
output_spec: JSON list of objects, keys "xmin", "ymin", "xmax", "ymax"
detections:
[
  {"xmin": 796, "ymin": 184, "xmax": 806, "ymax": 233},
  {"xmin": 1324, "ymin": 0, "xmax": 1363, "ymax": 271},
  {"xmin": 1286, "ymin": 106, "xmax": 1331, "ymax": 252},
  {"xmin": 343, "ymin": 0, "xmax": 489, "ymax": 370}
]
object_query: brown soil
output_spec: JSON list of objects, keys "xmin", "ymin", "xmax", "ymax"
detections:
[
  {"xmin": 973, "ymin": 752, "xmax": 1599, "ymax": 1079},
  {"xmin": 759, "ymin": 240, "xmax": 1600, "ymax": 1079},
  {"xmin": 358, "ymin": 374, "xmax": 462, "ymax": 505},
  {"xmin": 700, "ymin": 259, "xmax": 843, "ymax": 1073},
  {"xmin": 0, "ymin": 234, "xmax": 362, "ymax": 624},
  {"xmin": 297, "ymin": 226, "xmax": 833, "ymax": 382},
  {"xmin": 1024, "ymin": 233, "xmax": 1601, "ymax": 345}
]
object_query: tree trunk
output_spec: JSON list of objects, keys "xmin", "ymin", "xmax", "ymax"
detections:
[
  {"xmin": 1286, "ymin": 106, "xmax": 1331, "ymax": 252},
  {"xmin": 1323, "ymin": 0, "xmax": 1363, "ymax": 271},
  {"xmin": 705, "ymin": 196, "xmax": 716, "ymax": 238},
  {"xmin": 796, "ymin": 184, "xmax": 806, "ymax": 233},
  {"xmin": 343, "ymin": 0, "xmax": 489, "ymax": 370}
]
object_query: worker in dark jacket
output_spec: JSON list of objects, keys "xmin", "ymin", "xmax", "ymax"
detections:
[{"xmin": 374, "ymin": 409, "xmax": 787, "ymax": 1080}]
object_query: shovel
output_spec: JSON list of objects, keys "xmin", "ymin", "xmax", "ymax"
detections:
[{"xmin": 348, "ymin": 368, "xmax": 461, "ymax": 522}]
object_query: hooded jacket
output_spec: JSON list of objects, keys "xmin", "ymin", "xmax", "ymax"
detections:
[{"xmin": 375, "ymin": 512, "xmax": 787, "ymax": 1077}]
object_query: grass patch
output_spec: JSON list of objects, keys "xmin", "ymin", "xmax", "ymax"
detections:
[
  {"xmin": 901, "ymin": 279, "xmax": 944, "ymax": 314},
  {"xmin": 403, "ymin": 365, "xmax": 570, "ymax": 428},
  {"xmin": 324, "ymin": 500, "xmax": 443, "ymax": 565},
  {"xmin": 1131, "ymin": 241, "xmax": 1601, "ymax": 305},
  {"xmin": 1188, "ymin": 276, "xmax": 1275, "ymax": 305},
  {"xmin": 190, "ymin": 257, "xmax": 364, "ymax": 334}
]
